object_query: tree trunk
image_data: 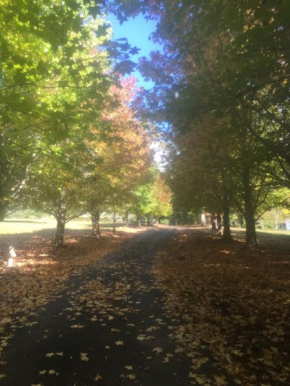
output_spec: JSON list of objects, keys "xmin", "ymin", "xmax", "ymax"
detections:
[
  {"xmin": 54, "ymin": 217, "xmax": 66, "ymax": 246},
  {"xmin": 54, "ymin": 203, "xmax": 66, "ymax": 246},
  {"xmin": 239, "ymin": 214, "xmax": 244, "ymax": 227},
  {"xmin": 221, "ymin": 172, "xmax": 233, "ymax": 242},
  {"xmin": 243, "ymin": 166, "xmax": 258, "ymax": 247},
  {"xmin": 136, "ymin": 216, "xmax": 141, "ymax": 227},
  {"xmin": 124, "ymin": 211, "xmax": 129, "ymax": 227},
  {"xmin": 112, "ymin": 213, "xmax": 116, "ymax": 233},
  {"xmin": 244, "ymin": 203, "xmax": 257, "ymax": 247},
  {"xmin": 91, "ymin": 210, "xmax": 101, "ymax": 238},
  {"xmin": 217, "ymin": 213, "xmax": 222, "ymax": 231},
  {"xmin": 211, "ymin": 214, "xmax": 217, "ymax": 231},
  {"xmin": 222, "ymin": 207, "xmax": 232, "ymax": 242},
  {"xmin": 0, "ymin": 202, "xmax": 7, "ymax": 222}
]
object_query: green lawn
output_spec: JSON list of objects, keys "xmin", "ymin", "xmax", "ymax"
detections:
[
  {"xmin": 0, "ymin": 218, "xmax": 125, "ymax": 235},
  {"xmin": 231, "ymin": 226, "xmax": 290, "ymax": 236}
]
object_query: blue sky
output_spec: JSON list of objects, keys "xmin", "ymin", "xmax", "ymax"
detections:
[
  {"xmin": 107, "ymin": 14, "xmax": 166, "ymax": 168},
  {"xmin": 107, "ymin": 14, "xmax": 162, "ymax": 89}
]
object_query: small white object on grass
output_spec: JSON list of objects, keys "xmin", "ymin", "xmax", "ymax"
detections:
[{"xmin": 7, "ymin": 246, "xmax": 16, "ymax": 267}]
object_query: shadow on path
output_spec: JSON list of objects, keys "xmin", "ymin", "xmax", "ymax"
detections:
[{"xmin": 1, "ymin": 228, "xmax": 191, "ymax": 386}]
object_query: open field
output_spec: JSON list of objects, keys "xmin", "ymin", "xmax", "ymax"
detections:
[
  {"xmin": 1, "ymin": 219, "xmax": 290, "ymax": 236},
  {"xmin": 0, "ymin": 218, "xmax": 124, "ymax": 235}
]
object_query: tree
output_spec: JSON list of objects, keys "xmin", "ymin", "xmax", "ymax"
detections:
[
  {"xmin": 82, "ymin": 76, "xmax": 153, "ymax": 236},
  {"xmin": 0, "ymin": 0, "xmax": 114, "ymax": 220},
  {"xmin": 109, "ymin": 0, "xmax": 290, "ymax": 247},
  {"xmin": 150, "ymin": 174, "xmax": 172, "ymax": 223},
  {"xmin": 25, "ymin": 137, "xmax": 92, "ymax": 245}
]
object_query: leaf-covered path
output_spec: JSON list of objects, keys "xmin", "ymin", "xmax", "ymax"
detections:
[{"xmin": 1, "ymin": 229, "xmax": 191, "ymax": 386}]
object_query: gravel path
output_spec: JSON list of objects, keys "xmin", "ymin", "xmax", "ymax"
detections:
[{"xmin": 1, "ymin": 228, "xmax": 191, "ymax": 386}]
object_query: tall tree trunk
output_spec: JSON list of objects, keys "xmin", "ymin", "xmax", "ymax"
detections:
[
  {"xmin": 136, "ymin": 215, "xmax": 141, "ymax": 227},
  {"xmin": 147, "ymin": 216, "xmax": 152, "ymax": 226},
  {"xmin": 238, "ymin": 214, "xmax": 244, "ymax": 227},
  {"xmin": 221, "ymin": 172, "xmax": 233, "ymax": 242},
  {"xmin": 54, "ymin": 203, "xmax": 66, "ymax": 246},
  {"xmin": 112, "ymin": 213, "xmax": 117, "ymax": 233},
  {"xmin": 91, "ymin": 210, "xmax": 101, "ymax": 238},
  {"xmin": 54, "ymin": 218, "xmax": 66, "ymax": 246},
  {"xmin": 211, "ymin": 214, "xmax": 217, "ymax": 231},
  {"xmin": 217, "ymin": 213, "xmax": 222, "ymax": 231},
  {"xmin": 0, "ymin": 202, "xmax": 7, "ymax": 222},
  {"xmin": 243, "ymin": 165, "xmax": 257, "ymax": 247},
  {"xmin": 222, "ymin": 207, "xmax": 232, "ymax": 242},
  {"xmin": 124, "ymin": 211, "xmax": 129, "ymax": 227}
]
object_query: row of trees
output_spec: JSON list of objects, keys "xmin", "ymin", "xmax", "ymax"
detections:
[
  {"xmin": 110, "ymin": 0, "xmax": 290, "ymax": 247},
  {"xmin": 0, "ymin": 0, "xmax": 172, "ymax": 245}
]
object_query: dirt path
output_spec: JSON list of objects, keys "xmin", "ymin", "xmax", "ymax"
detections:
[{"xmin": 1, "ymin": 228, "xmax": 191, "ymax": 386}]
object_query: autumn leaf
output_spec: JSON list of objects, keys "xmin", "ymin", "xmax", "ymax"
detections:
[
  {"xmin": 80, "ymin": 353, "xmax": 89, "ymax": 361},
  {"xmin": 94, "ymin": 373, "xmax": 102, "ymax": 382},
  {"xmin": 126, "ymin": 374, "xmax": 136, "ymax": 380},
  {"xmin": 152, "ymin": 347, "xmax": 163, "ymax": 354},
  {"xmin": 124, "ymin": 365, "xmax": 133, "ymax": 370},
  {"xmin": 115, "ymin": 341, "xmax": 124, "ymax": 346},
  {"xmin": 70, "ymin": 324, "xmax": 84, "ymax": 329},
  {"xmin": 214, "ymin": 375, "xmax": 227, "ymax": 385},
  {"xmin": 48, "ymin": 369, "xmax": 59, "ymax": 375}
]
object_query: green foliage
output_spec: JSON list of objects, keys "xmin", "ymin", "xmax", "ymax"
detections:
[{"xmin": 112, "ymin": 0, "xmax": 290, "ymax": 245}]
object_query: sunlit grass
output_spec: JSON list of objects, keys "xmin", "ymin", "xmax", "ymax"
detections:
[
  {"xmin": 231, "ymin": 226, "xmax": 290, "ymax": 236},
  {"xmin": 0, "ymin": 218, "xmax": 125, "ymax": 235}
]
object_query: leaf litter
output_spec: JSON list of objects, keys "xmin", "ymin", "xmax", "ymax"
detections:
[
  {"xmin": 0, "ymin": 231, "xmax": 132, "ymax": 365},
  {"xmin": 153, "ymin": 230, "xmax": 290, "ymax": 385}
]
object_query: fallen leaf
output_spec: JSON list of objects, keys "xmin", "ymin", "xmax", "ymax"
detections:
[
  {"xmin": 94, "ymin": 373, "xmax": 102, "ymax": 382},
  {"xmin": 153, "ymin": 347, "xmax": 163, "ymax": 354},
  {"xmin": 124, "ymin": 365, "xmax": 133, "ymax": 370},
  {"xmin": 48, "ymin": 369, "xmax": 58, "ymax": 375},
  {"xmin": 80, "ymin": 353, "xmax": 89, "ymax": 361}
]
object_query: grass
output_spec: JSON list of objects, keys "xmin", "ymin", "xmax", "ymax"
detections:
[
  {"xmin": 0, "ymin": 217, "xmax": 124, "ymax": 235},
  {"xmin": 231, "ymin": 226, "xmax": 290, "ymax": 236}
]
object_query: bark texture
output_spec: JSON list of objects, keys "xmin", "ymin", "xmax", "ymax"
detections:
[
  {"xmin": 243, "ymin": 165, "xmax": 257, "ymax": 247},
  {"xmin": 91, "ymin": 210, "xmax": 101, "ymax": 238},
  {"xmin": 54, "ymin": 203, "xmax": 66, "ymax": 246}
]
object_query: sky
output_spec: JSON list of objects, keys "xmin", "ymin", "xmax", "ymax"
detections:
[
  {"xmin": 107, "ymin": 14, "xmax": 162, "ymax": 89},
  {"xmin": 107, "ymin": 14, "xmax": 166, "ymax": 168}
]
